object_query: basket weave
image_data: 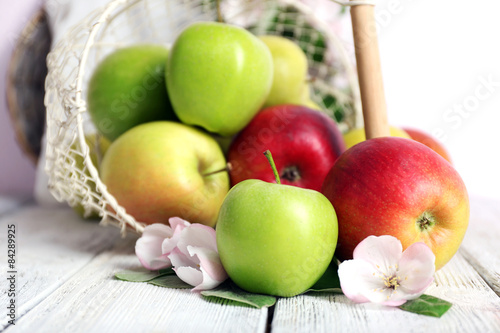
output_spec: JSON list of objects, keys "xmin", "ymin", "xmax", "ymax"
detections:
[{"xmin": 44, "ymin": 0, "xmax": 361, "ymax": 235}]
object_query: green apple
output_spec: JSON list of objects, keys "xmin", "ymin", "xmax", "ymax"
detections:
[
  {"xmin": 100, "ymin": 121, "xmax": 229, "ymax": 227},
  {"xmin": 343, "ymin": 126, "xmax": 411, "ymax": 149},
  {"xmin": 166, "ymin": 22, "xmax": 273, "ymax": 136},
  {"xmin": 71, "ymin": 134, "xmax": 111, "ymax": 220},
  {"xmin": 87, "ymin": 44, "xmax": 177, "ymax": 141},
  {"xmin": 259, "ymin": 35, "xmax": 309, "ymax": 107},
  {"xmin": 216, "ymin": 151, "xmax": 338, "ymax": 297}
]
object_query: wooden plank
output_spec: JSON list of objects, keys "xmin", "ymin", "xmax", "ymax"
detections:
[
  {"xmin": 460, "ymin": 196, "xmax": 500, "ymax": 295},
  {"xmin": 6, "ymin": 236, "xmax": 269, "ymax": 332},
  {"xmin": 2, "ymin": 196, "xmax": 498, "ymax": 332},
  {"xmin": 0, "ymin": 206, "xmax": 123, "ymax": 330},
  {"xmin": 271, "ymin": 253, "xmax": 500, "ymax": 332}
]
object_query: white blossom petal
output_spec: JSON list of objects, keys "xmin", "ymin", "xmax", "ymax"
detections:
[
  {"xmin": 353, "ymin": 235, "xmax": 403, "ymax": 274},
  {"xmin": 176, "ymin": 224, "xmax": 218, "ymax": 255},
  {"xmin": 167, "ymin": 225, "xmax": 227, "ymax": 291},
  {"xmin": 338, "ymin": 259, "xmax": 376, "ymax": 303},
  {"xmin": 161, "ymin": 217, "xmax": 191, "ymax": 255},
  {"xmin": 169, "ymin": 217, "xmax": 191, "ymax": 231},
  {"xmin": 187, "ymin": 245, "xmax": 228, "ymax": 284},
  {"xmin": 169, "ymin": 247, "xmax": 196, "ymax": 267},
  {"xmin": 397, "ymin": 242, "xmax": 436, "ymax": 297},
  {"xmin": 193, "ymin": 266, "xmax": 226, "ymax": 291},
  {"xmin": 135, "ymin": 223, "xmax": 173, "ymax": 270},
  {"xmin": 174, "ymin": 266, "xmax": 204, "ymax": 287},
  {"xmin": 338, "ymin": 235, "xmax": 436, "ymax": 307}
]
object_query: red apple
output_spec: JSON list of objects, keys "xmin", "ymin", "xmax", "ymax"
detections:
[
  {"xmin": 321, "ymin": 137, "xmax": 469, "ymax": 270},
  {"xmin": 403, "ymin": 127, "xmax": 452, "ymax": 164},
  {"xmin": 228, "ymin": 105, "xmax": 345, "ymax": 192}
]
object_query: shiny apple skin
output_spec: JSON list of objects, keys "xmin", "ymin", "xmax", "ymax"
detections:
[
  {"xmin": 216, "ymin": 179, "xmax": 338, "ymax": 297},
  {"xmin": 228, "ymin": 105, "xmax": 346, "ymax": 192},
  {"xmin": 403, "ymin": 127, "xmax": 453, "ymax": 164},
  {"xmin": 100, "ymin": 121, "xmax": 229, "ymax": 227},
  {"xmin": 166, "ymin": 22, "xmax": 273, "ymax": 137},
  {"xmin": 321, "ymin": 137, "xmax": 469, "ymax": 270}
]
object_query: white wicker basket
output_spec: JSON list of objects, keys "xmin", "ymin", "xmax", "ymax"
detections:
[{"xmin": 44, "ymin": 0, "xmax": 361, "ymax": 235}]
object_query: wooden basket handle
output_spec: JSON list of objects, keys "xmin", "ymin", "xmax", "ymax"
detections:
[{"xmin": 350, "ymin": 1, "xmax": 390, "ymax": 139}]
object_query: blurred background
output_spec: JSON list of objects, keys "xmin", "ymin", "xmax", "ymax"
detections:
[{"xmin": 1, "ymin": 0, "xmax": 499, "ymax": 201}]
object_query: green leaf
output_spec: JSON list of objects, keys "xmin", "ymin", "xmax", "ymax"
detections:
[
  {"xmin": 398, "ymin": 294, "xmax": 452, "ymax": 318},
  {"xmin": 307, "ymin": 259, "xmax": 343, "ymax": 293},
  {"xmin": 201, "ymin": 281, "xmax": 277, "ymax": 309},
  {"xmin": 115, "ymin": 267, "xmax": 175, "ymax": 282},
  {"xmin": 148, "ymin": 274, "xmax": 192, "ymax": 289}
]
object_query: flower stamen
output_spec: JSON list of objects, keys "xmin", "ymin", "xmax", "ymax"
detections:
[
  {"xmin": 383, "ymin": 275, "xmax": 400, "ymax": 290},
  {"xmin": 338, "ymin": 236, "xmax": 436, "ymax": 306}
]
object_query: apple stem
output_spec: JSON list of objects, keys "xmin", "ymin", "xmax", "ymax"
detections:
[
  {"xmin": 263, "ymin": 150, "xmax": 281, "ymax": 184},
  {"xmin": 203, "ymin": 163, "xmax": 230, "ymax": 177}
]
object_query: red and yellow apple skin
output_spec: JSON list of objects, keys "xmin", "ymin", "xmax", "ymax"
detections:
[
  {"xmin": 403, "ymin": 127, "xmax": 453, "ymax": 164},
  {"xmin": 227, "ymin": 105, "xmax": 346, "ymax": 192},
  {"xmin": 100, "ymin": 121, "xmax": 229, "ymax": 227},
  {"xmin": 321, "ymin": 137, "xmax": 469, "ymax": 270}
]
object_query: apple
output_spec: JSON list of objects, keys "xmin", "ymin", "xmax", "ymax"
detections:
[
  {"xmin": 321, "ymin": 137, "xmax": 469, "ymax": 270},
  {"xmin": 87, "ymin": 44, "xmax": 177, "ymax": 141},
  {"xmin": 302, "ymin": 99, "xmax": 322, "ymax": 111},
  {"xmin": 71, "ymin": 134, "xmax": 111, "ymax": 220},
  {"xmin": 227, "ymin": 104, "xmax": 345, "ymax": 192},
  {"xmin": 259, "ymin": 35, "xmax": 309, "ymax": 107},
  {"xmin": 100, "ymin": 121, "xmax": 229, "ymax": 227},
  {"xmin": 216, "ymin": 151, "xmax": 338, "ymax": 297},
  {"xmin": 296, "ymin": 84, "xmax": 322, "ymax": 110},
  {"xmin": 166, "ymin": 22, "xmax": 273, "ymax": 136},
  {"xmin": 343, "ymin": 126, "xmax": 410, "ymax": 149},
  {"xmin": 403, "ymin": 127, "xmax": 452, "ymax": 163},
  {"xmin": 211, "ymin": 133, "xmax": 234, "ymax": 156}
]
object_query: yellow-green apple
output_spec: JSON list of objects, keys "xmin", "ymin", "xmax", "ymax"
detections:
[
  {"xmin": 227, "ymin": 105, "xmax": 345, "ymax": 192},
  {"xmin": 343, "ymin": 126, "xmax": 410, "ymax": 149},
  {"xmin": 216, "ymin": 151, "xmax": 338, "ymax": 297},
  {"xmin": 297, "ymin": 85, "xmax": 322, "ymax": 110},
  {"xmin": 71, "ymin": 134, "xmax": 110, "ymax": 220},
  {"xmin": 166, "ymin": 22, "xmax": 273, "ymax": 136},
  {"xmin": 259, "ymin": 35, "xmax": 309, "ymax": 107},
  {"xmin": 321, "ymin": 137, "xmax": 469, "ymax": 270},
  {"xmin": 100, "ymin": 121, "xmax": 229, "ymax": 227},
  {"xmin": 302, "ymin": 99, "xmax": 322, "ymax": 110},
  {"xmin": 87, "ymin": 44, "xmax": 177, "ymax": 141},
  {"xmin": 403, "ymin": 127, "xmax": 452, "ymax": 164}
]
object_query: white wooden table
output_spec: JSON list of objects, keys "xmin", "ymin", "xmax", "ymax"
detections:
[{"xmin": 1, "ymin": 195, "xmax": 499, "ymax": 332}]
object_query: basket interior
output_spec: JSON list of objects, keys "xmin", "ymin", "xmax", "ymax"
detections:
[{"xmin": 44, "ymin": 0, "xmax": 359, "ymax": 234}]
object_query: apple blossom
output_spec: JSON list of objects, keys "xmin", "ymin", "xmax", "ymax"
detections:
[
  {"xmin": 168, "ymin": 224, "xmax": 228, "ymax": 291},
  {"xmin": 161, "ymin": 217, "xmax": 191, "ymax": 255},
  {"xmin": 134, "ymin": 217, "xmax": 203, "ymax": 269},
  {"xmin": 135, "ymin": 217, "xmax": 227, "ymax": 291},
  {"xmin": 338, "ymin": 235, "xmax": 435, "ymax": 306},
  {"xmin": 135, "ymin": 223, "xmax": 174, "ymax": 270}
]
